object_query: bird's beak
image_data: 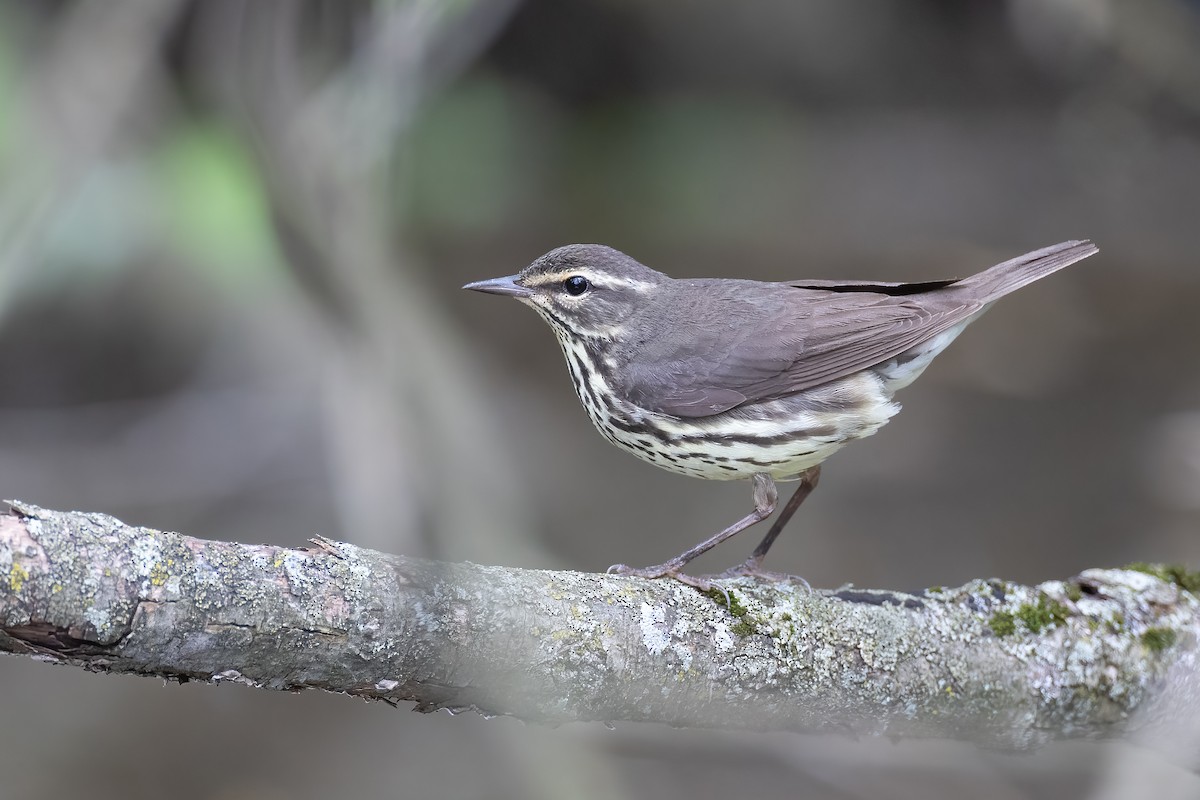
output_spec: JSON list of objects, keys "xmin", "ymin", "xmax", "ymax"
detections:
[{"xmin": 462, "ymin": 275, "xmax": 533, "ymax": 298}]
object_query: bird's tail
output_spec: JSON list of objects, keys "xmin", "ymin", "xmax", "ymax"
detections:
[{"xmin": 955, "ymin": 240, "xmax": 1098, "ymax": 303}]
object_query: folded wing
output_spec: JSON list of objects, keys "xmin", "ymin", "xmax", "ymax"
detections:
[{"xmin": 623, "ymin": 288, "xmax": 981, "ymax": 418}]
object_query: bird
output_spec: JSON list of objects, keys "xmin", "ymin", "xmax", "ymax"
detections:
[{"xmin": 463, "ymin": 240, "xmax": 1098, "ymax": 589}]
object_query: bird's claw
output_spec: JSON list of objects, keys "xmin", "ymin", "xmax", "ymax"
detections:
[
  {"xmin": 606, "ymin": 562, "xmax": 681, "ymax": 580},
  {"xmin": 717, "ymin": 559, "xmax": 811, "ymax": 589},
  {"xmin": 606, "ymin": 563, "xmax": 731, "ymax": 603}
]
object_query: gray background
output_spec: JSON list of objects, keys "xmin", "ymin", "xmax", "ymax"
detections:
[{"xmin": 1, "ymin": 1, "xmax": 1198, "ymax": 798}]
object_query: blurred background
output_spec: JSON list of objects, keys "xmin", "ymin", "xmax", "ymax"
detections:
[{"xmin": 1, "ymin": 0, "xmax": 1199, "ymax": 797}]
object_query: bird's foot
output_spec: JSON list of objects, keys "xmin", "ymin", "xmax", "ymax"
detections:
[
  {"xmin": 607, "ymin": 562, "xmax": 730, "ymax": 600},
  {"xmin": 716, "ymin": 558, "xmax": 811, "ymax": 590}
]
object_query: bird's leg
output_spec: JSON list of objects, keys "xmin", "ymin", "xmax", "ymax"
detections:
[
  {"xmin": 746, "ymin": 465, "xmax": 821, "ymax": 565},
  {"xmin": 721, "ymin": 465, "xmax": 820, "ymax": 583},
  {"xmin": 607, "ymin": 473, "xmax": 778, "ymax": 589}
]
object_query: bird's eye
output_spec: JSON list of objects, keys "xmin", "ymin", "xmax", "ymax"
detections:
[{"xmin": 562, "ymin": 275, "xmax": 590, "ymax": 296}]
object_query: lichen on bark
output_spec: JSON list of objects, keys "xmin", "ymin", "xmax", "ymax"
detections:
[{"xmin": 2, "ymin": 501, "xmax": 1198, "ymax": 753}]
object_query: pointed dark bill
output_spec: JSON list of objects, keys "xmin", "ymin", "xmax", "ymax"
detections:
[{"xmin": 462, "ymin": 275, "xmax": 532, "ymax": 298}]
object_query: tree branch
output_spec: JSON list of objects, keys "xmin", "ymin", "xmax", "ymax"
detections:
[{"xmin": 1, "ymin": 501, "xmax": 1197, "ymax": 752}]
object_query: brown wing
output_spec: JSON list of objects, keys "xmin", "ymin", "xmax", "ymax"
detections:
[
  {"xmin": 620, "ymin": 240, "xmax": 1096, "ymax": 418},
  {"xmin": 620, "ymin": 282, "xmax": 981, "ymax": 418}
]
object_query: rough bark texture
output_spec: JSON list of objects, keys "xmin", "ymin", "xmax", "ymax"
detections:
[{"xmin": 1, "ymin": 501, "xmax": 1197, "ymax": 751}]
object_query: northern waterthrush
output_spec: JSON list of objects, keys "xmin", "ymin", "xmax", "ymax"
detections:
[{"xmin": 464, "ymin": 240, "xmax": 1097, "ymax": 588}]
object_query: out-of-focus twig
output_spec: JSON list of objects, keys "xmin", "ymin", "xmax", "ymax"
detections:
[
  {"xmin": 189, "ymin": 0, "xmax": 535, "ymax": 563},
  {"xmin": 0, "ymin": 0, "xmax": 186, "ymax": 314}
]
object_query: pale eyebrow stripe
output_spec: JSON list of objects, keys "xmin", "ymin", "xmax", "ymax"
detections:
[{"xmin": 526, "ymin": 270, "xmax": 654, "ymax": 291}]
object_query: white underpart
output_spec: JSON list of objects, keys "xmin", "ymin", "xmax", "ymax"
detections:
[
  {"xmin": 549, "ymin": 330, "xmax": 896, "ymax": 482},
  {"xmin": 536, "ymin": 303, "xmax": 986, "ymax": 483},
  {"xmin": 872, "ymin": 313, "xmax": 982, "ymax": 393}
]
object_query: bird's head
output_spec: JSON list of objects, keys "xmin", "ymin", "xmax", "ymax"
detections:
[{"xmin": 463, "ymin": 244, "xmax": 665, "ymax": 342}]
